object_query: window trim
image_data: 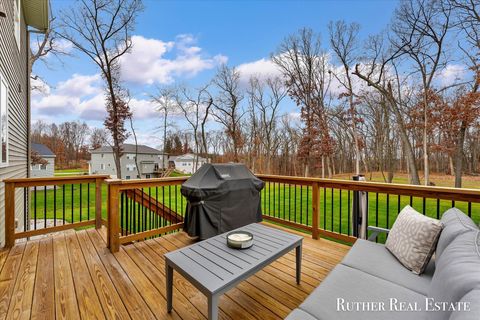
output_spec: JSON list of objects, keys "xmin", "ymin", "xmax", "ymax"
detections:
[{"xmin": 0, "ymin": 73, "xmax": 9, "ymax": 168}]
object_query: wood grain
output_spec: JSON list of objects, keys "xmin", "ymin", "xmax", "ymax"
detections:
[{"xmin": 0, "ymin": 223, "xmax": 349, "ymax": 319}]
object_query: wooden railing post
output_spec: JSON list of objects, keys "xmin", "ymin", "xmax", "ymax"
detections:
[
  {"xmin": 95, "ymin": 178, "xmax": 103, "ymax": 229},
  {"xmin": 311, "ymin": 182, "xmax": 320, "ymax": 240},
  {"xmin": 107, "ymin": 181, "xmax": 120, "ymax": 253},
  {"xmin": 5, "ymin": 181, "xmax": 16, "ymax": 248}
]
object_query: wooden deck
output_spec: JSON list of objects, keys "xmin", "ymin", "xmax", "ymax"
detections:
[{"xmin": 0, "ymin": 223, "xmax": 350, "ymax": 320}]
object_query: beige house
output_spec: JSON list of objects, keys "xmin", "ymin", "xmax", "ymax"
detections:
[{"xmin": 0, "ymin": 0, "xmax": 49, "ymax": 246}]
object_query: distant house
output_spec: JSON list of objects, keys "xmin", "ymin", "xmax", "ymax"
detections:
[
  {"xmin": 30, "ymin": 143, "xmax": 55, "ymax": 177},
  {"xmin": 0, "ymin": 0, "xmax": 49, "ymax": 245},
  {"xmin": 169, "ymin": 153, "xmax": 209, "ymax": 174},
  {"xmin": 89, "ymin": 144, "xmax": 169, "ymax": 179}
]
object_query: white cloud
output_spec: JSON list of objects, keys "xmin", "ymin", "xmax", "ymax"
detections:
[
  {"xmin": 237, "ymin": 57, "xmax": 282, "ymax": 84},
  {"xmin": 56, "ymin": 74, "xmax": 102, "ymax": 96},
  {"xmin": 120, "ymin": 35, "xmax": 227, "ymax": 85},
  {"xmin": 438, "ymin": 64, "xmax": 467, "ymax": 87}
]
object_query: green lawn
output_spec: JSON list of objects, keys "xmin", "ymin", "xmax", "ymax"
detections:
[{"xmin": 54, "ymin": 168, "xmax": 89, "ymax": 176}]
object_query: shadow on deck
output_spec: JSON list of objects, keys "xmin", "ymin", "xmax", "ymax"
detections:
[{"xmin": 0, "ymin": 223, "xmax": 350, "ymax": 320}]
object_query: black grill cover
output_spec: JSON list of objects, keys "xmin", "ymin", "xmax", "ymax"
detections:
[{"xmin": 181, "ymin": 163, "xmax": 265, "ymax": 239}]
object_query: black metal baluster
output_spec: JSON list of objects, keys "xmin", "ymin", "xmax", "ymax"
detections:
[
  {"xmin": 125, "ymin": 192, "xmax": 129, "ymax": 235},
  {"xmin": 79, "ymin": 184, "xmax": 83, "ymax": 222},
  {"xmin": 436, "ymin": 199, "xmax": 440, "ymax": 219},
  {"xmin": 149, "ymin": 187, "xmax": 152, "ymax": 230},
  {"xmin": 120, "ymin": 192, "xmax": 124, "ymax": 236},
  {"xmin": 273, "ymin": 182, "xmax": 276, "ymax": 217},
  {"xmin": 422, "ymin": 197, "xmax": 426, "ymax": 215},
  {"xmin": 347, "ymin": 190, "xmax": 351, "ymax": 236},
  {"xmin": 409, "ymin": 196, "xmax": 413, "ymax": 206},
  {"xmin": 386, "ymin": 194, "xmax": 390, "ymax": 229},
  {"xmin": 468, "ymin": 202, "xmax": 472, "ymax": 217},
  {"xmin": 71, "ymin": 184, "xmax": 74, "ymax": 223},
  {"xmin": 323, "ymin": 188, "xmax": 326, "ymax": 230},
  {"xmin": 87, "ymin": 183, "xmax": 90, "ymax": 220},
  {"xmin": 44, "ymin": 186, "xmax": 47, "ymax": 229},
  {"xmin": 288, "ymin": 184, "xmax": 291, "ymax": 221},
  {"xmin": 142, "ymin": 188, "xmax": 146, "ymax": 231},
  {"xmin": 62, "ymin": 185, "xmax": 65, "ymax": 225},
  {"xmin": 162, "ymin": 186, "xmax": 166, "ymax": 228},
  {"xmin": 306, "ymin": 186, "xmax": 309, "ymax": 226},
  {"xmin": 331, "ymin": 188, "xmax": 334, "ymax": 231},
  {"xmin": 133, "ymin": 191, "xmax": 137, "ymax": 233},
  {"xmin": 300, "ymin": 185, "xmax": 303, "ymax": 224},
  {"xmin": 339, "ymin": 189, "xmax": 342, "ymax": 234},
  {"xmin": 375, "ymin": 193, "xmax": 379, "ymax": 227},
  {"xmin": 53, "ymin": 185, "xmax": 57, "ymax": 227},
  {"xmin": 397, "ymin": 195, "xmax": 401, "ymax": 214},
  {"xmin": 294, "ymin": 184, "xmax": 297, "ymax": 223},
  {"xmin": 34, "ymin": 187, "xmax": 37, "ymax": 230},
  {"xmin": 23, "ymin": 188, "xmax": 27, "ymax": 232},
  {"xmin": 451, "ymin": 200, "xmax": 455, "ymax": 208}
]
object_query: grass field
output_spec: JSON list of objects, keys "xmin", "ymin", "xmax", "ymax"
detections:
[
  {"xmin": 26, "ymin": 172, "xmax": 480, "ymax": 242},
  {"xmin": 54, "ymin": 168, "xmax": 89, "ymax": 176}
]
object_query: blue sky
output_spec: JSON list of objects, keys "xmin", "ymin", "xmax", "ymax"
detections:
[{"xmin": 32, "ymin": 0, "xmax": 399, "ymax": 147}]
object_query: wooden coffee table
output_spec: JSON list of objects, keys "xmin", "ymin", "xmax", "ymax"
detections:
[{"xmin": 165, "ymin": 223, "xmax": 303, "ymax": 320}]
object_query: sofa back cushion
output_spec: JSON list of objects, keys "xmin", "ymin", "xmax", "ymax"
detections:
[
  {"xmin": 427, "ymin": 230, "xmax": 480, "ymax": 320},
  {"xmin": 385, "ymin": 205, "xmax": 443, "ymax": 274},
  {"xmin": 436, "ymin": 208, "xmax": 478, "ymax": 260}
]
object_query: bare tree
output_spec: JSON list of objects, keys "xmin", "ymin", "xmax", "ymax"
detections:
[
  {"xmin": 59, "ymin": 0, "xmax": 143, "ymax": 178},
  {"xmin": 174, "ymin": 85, "xmax": 213, "ymax": 171},
  {"xmin": 391, "ymin": 0, "xmax": 452, "ymax": 185},
  {"xmin": 247, "ymin": 76, "xmax": 287, "ymax": 174},
  {"xmin": 151, "ymin": 86, "xmax": 178, "ymax": 170},
  {"xmin": 212, "ymin": 65, "xmax": 245, "ymax": 162},
  {"xmin": 272, "ymin": 28, "xmax": 333, "ymax": 177},
  {"xmin": 329, "ymin": 20, "xmax": 363, "ymax": 175},
  {"xmin": 90, "ymin": 127, "xmax": 109, "ymax": 149}
]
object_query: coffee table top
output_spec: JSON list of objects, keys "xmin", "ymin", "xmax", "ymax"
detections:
[{"xmin": 164, "ymin": 223, "xmax": 303, "ymax": 295}]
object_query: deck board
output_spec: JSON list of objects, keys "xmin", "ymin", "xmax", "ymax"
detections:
[{"xmin": 0, "ymin": 223, "xmax": 350, "ymax": 319}]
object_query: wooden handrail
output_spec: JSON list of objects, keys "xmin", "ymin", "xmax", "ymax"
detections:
[
  {"xmin": 257, "ymin": 174, "xmax": 480, "ymax": 203},
  {"xmin": 3, "ymin": 174, "xmax": 110, "ymax": 187}
]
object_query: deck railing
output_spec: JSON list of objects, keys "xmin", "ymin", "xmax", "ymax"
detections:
[
  {"xmin": 4, "ymin": 175, "xmax": 108, "ymax": 247},
  {"xmin": 106, "ymin": 176, "xmax": 188, "ymax": 252},
  {"xmin": 4, "ymin": 173, "xmax": 480, "ymax": 251},
  {"xmin": 257, "ymin": 174, "xmax": 480, "ymax": 243}
]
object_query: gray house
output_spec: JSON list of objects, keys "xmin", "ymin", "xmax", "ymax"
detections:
[
  {"xmin": 0, "ymin": 0, "xmax": 49, "ymax": 246},
  {"xmin": 89, "ymin": 144, "xmax": 169, "ymax": 179},
  {"xmin": 30, "ymin": 143, "xmax": 55, "ymax": 178}
]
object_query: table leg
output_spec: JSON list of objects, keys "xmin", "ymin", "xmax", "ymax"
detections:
[
  {"xmin": 166, "ymin": 263, "xmax": 173, "ymax": 313},
  {"xmin": 208, "ymin": 294, "xmax": 219, "ymax": 320},
  {"xmin": 296, "ymin": 244, "xmax": 302, "ymax": 284}
]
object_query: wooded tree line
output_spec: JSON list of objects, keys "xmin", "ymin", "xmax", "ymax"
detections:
[
  {"xmin": 153, "ymin": 0, "xmax": 479, "ymax": 187},
  {"xmin": 31, "ymin": 121, "xmax": 108, "ymax": 169}
]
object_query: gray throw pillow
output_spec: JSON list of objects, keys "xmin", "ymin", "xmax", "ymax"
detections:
[{"xmin": 386, "ymin": 205, "xmax": 443, "ymax": 275}]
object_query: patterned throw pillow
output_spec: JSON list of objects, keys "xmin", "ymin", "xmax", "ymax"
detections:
[{"xmin": 386, "ymin": 205, "xmax": 443, "ymax": 275}]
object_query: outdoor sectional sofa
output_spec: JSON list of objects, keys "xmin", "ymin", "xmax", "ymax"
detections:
[{"xmin": 285, "ymin": 208, "xmax": 480, "ymax": 320}]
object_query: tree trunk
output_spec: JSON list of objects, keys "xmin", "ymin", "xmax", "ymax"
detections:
[{"xmin": 454, "ymin": 123, "xmax": 467, "ymax": 188}]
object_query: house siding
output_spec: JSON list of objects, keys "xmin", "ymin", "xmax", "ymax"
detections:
[
  {"xmin": 31, "ymin": 156, "xmax": 55, "ymax": 178},
  {"xmin": 0, "ymin": 2, "xmax": 29, "ymax": 246},
  {"xmin": 90, "ymin": 153, "xmax": 168, "ymax": 179}
]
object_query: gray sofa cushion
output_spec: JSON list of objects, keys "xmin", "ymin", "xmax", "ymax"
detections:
[
  {"xmin": 427, "ymin": 230, "xmax": 480, "ymax": 320},
  {"xmin": 341, "ymin": 239, "xmax": 434, "ymax": 295},
  {"xmin": 436, "ymin": 208, "xmax": 478, "ymax": 260},
  {"xmin": 284, "ymin": 309, "xmax": 318, "ymax": 320},
  {"xmin": 449, "ymin": 290, "xmax": 480, "ymax": 320},
  {"xmin": 294, "ymin": 264, "xmax": 426, "ymax": 320}
]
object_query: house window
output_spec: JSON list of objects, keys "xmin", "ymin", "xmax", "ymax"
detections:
[
  {"xmin": 100, "ymin": 164, "xmax": 105, "ymax": 170},
  {"xmin": 146, "ymin": 174, "xmax": 151, "ymax": 179},
  {"xmin": 14, "ymin": 0, "xmax": 21, "ymax": 50},
  {"xmin": 101, "ymin": 154, "xmax": 104, "ymax": 158},
  {"xmin": 126, "ymin": 164, "xmax": 136, "ymax": 172},
  {"xmin": 0, "ymin": 74, "xmax": 8, "ymax": 166},
  {"xmin": 126, "ymin": 154, "xmax": 135, "ymax": 160},
  {"xmin": 126, "ymin": 176, "xmax": 130, "ymax": 180},
  {"xmin": 40, "ymin": 164, "xmax": 47, "ymax": 170}
]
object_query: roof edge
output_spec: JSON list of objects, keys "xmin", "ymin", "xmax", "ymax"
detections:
[{"xmin": 23, "ymin": 0, "xmax": 50, "ymax": 33}]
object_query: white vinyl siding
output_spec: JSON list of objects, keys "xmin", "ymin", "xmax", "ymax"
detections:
[
  {"xmin": 0, "ymin": 75, "xmax": 8, "ymax": 166},
  {"xmin": 14, "ymin": 0, "xmax": 21, "ymax": 50}
]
